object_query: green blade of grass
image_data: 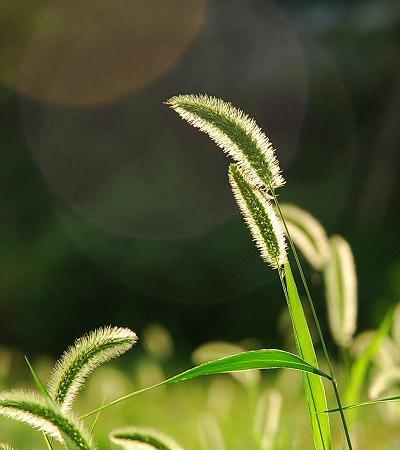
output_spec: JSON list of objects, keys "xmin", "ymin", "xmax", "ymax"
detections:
[
  {"xmin": 344, "ymin": 310, "xmax": 393, "ymax": 425},
  {"xmin": 90, "ymin": 398, "xmax": 105, "ymax": 434},
  {"xmin": 24, "ymin": 356, "xmax": 51, "ymax": 400},
  {"xmin": 326, "ymin": 394, "xmax": 400, "ymax": 413},
  {"xmin": 165, "ymin": 349, "xmax": 330, "ymax": 383},
  {"xmin": 24, "ymin": 357, "xmax": 55, "ymax": 450},
  {"xmin": 80, "ymin": 349, "xmax": 329, "ymax": 419},
  {"xmin": 284, "ymin": 261, "xmax": 331, "ymax": 450}
]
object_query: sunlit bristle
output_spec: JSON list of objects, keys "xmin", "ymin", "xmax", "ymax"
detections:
[
  {"xmin": 280, "ymin": 203, "xmax": 331, "ymax": 271},
  {"xmin": 110, "ymin": 426, "xmax": 184, "ymax": 450},
  {"xmin": 198, "ymin": 414, "xmax": 226, "ymax": 450},
  {"xmin": 228, "ymin": 164, "xmax": 287, "ymax": 269},
  {"xmin": 167, "ymin": 94, "xmax": 285, "ymax": 192},
  {"xmin": 0, "ymin": 444, "xmax": 16, "ymax": 450},
  {"xmin": 324, "ymin": 235, "xmax": 357, "ymax": 347},
  {"xmin": 47, "ymin": 326, "xmax": 138, "ymax": 411},
  {"xmin": 0, "ymin": 390, "xmax": 96, "ymax": 450}
]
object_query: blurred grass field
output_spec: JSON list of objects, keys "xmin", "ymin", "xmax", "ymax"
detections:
[{"xmin": 1, "ymin": 321, "xmax": 400, "ymax": 450}]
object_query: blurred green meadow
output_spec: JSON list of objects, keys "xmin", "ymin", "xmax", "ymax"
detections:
[{"xmin": 2, "ymin": 317, "xmax": 400, "ymax": 450}]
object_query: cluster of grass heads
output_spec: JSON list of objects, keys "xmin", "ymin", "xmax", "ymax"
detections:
[{"xmin": 0, "ymin": 95, "xmax": 398, "ymax": 449}]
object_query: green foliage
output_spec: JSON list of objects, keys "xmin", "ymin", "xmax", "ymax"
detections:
[
  {"xmin": 345, "ymin": 311, "xmax": 393, "ymax": 422},
  {"xmin": 169, "ymin": 94, "xmax": 339, "ymax": 449},
  {"xmin": 110, "ymin": 426, "xmax": 184, "ymax": 450},
  {"xmin": 166, "ymin": 349, "xmax": 329, "ymax": 384},
  {"xmin": 0, "ymin": 390, "xmax": 95, "ymax": 450},
  {"xmin": 81, "ymin": 349, "xmax": 329, "ymax": 419},
  {"xmin": 284, "ymin": 262, "xmax": 331, "ymax": 450},
  {"xmin": 47, "ymin": 327, "xmax": 137, "ymax": 411},
  {"xmin": 192, "ymin": 341, "xmax": 261, "ymax": 387},
  {"xmin": 228, "ymin": 164, "xmax": 287, "ymax": 269}
]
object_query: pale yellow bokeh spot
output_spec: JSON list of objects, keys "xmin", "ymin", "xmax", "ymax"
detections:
[{"xmin": 0, "ymin": 0, "xmax": 206, "ymax": 105}]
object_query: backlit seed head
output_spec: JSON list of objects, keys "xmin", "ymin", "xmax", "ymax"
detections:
[
  {"xmin": 48, "ymin": 326, "xmax": 138, "ymax": 411},
  {"xmin": 280, "ymin": 203, "xmax": 331, "ymax": 271},
  {"xmin": 110, "ymin": 426, "xmax": 184, "ymax": 450},
  {"xmin": 324, "ymin": 235, "xmax": 357, "ymax": 347},
  {"xmin": 0, "ymin": 444, "xmax": 15, "ymax": 450},
  {"xmin": 167, "ymin": 94, "xmax": 285, "ymax": 192},
  {"xmin": 228, "ymin": 164, "xmax": 287, "ymax": 269},
  {"xmin": 0, "ymin": 390, "xmax": 96, "ymax": 450}
]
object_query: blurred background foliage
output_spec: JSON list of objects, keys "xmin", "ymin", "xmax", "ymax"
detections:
[{"xmin": 0, "ymin": 0, "xmax": 399, "ymax": 356}]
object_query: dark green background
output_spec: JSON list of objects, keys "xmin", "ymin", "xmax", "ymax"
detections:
[{"xmin": 0, "ymin": 0, "xmax": 399, "ymax": 355}]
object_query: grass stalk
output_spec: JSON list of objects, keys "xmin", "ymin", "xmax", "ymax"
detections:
[
  {"xmin": 270, "ymin": 189, "xmax": 353, "ymax": 450},
  {"xmin": 276, "ymin": 266, "xmax": 327, "ymax": 449}
]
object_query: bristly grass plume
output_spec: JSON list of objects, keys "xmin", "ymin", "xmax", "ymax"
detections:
[
  {"xmin": 324, "ymin": 236, "xmax": 358, "ymax": 348},
  {"xmin": 0, "ymin": 390, "xmax": 96, "ymax": 450},
  {"xmin": 47, "ymin": 327, "xmax": 137, "ymax": 411},
  {"xmin": 167, "ymin": 95, "xmax": 285, "ymax": 192},
  {"xmin": 280, "ymin": 204, "xmax": 331, "ymax": 271},
  {"xmin": 0, "ymin": 444, "xmax": 15, "ymax": 450},
  {"xmin": 110, "ymin": 426, "xmax": 184, "ymax": 450},
  {"xmin": 228, "ymin": 164, "xmax": 287, "ymax": 269}
]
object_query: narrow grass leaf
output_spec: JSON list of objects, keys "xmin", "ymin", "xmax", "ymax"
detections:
[
  {"xmin": 24, "ymin": 357, "xmax": 56, "ymax": 449},
  {"xmin": 110, "ymin": 426, "xmax": 184, "ymax": 450},
  {"xmin": 192, "ymin": 341, "xmax": 261, "ymax": 386},
  {"xmin": 0, "ymin": 390, "xmax": 96, "ymax": 450},
  {"xmin": 80, "ymin": 349, "xmax": 329, "ymax": 419},
  {"xmin": 25, "ymin": 356, "xmax": 51, "ymax": 400},
  {"xmin": 344, "ymin": 311, "xmax": 393, "ymax": 422},
  {"xmin": 280, "ymin": 204, "xmax": 330, "ymax": 270},
  {"xmin": 228, "ymin": 164, "xmax": 287, "ymax": 269},
  {"xmin": 324, "ymin": 236, "xmax": 358, "ymax": 347},
  {"xmin": 167, "ymin": 94, "xmax": 285, "ymax": 191},
  {"xmin": 284, "ymin": 261, "xmax": 331, "ymax": 450},
  {"xmin": 166, "ymin": 349, "xmax": 330, "ymax": 383},
  {"xmin": 327, "ymin": 394, "xmax": 400, "ymax": 413},
  {"xmin": 48, "ymin": 326, "xmax": 137, "ymax": 411}
]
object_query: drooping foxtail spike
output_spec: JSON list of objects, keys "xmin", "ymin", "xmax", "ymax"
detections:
[
  {"xmin": 280, "ymin": 203, "xmax": 331, "ymax": 271},
  {"xmin": 110, "ymin": 426, "xmax": 184, "ymax": 450},
  {"xmin": 228, "ymin": 164, "xmax": 287, "ymax": 269},
  {"xmin": 47, "ymin": 326, "xmax": 137, "ymax": 411},
  {"xmin": 0, "ymin": 390, "xmax": 96, "ymax": 450},
  {"xmin": 167, "ymin": 95, "xmax": 285, "ymax": 192},
  {"xmin": 324, "ymin": 236, "xmax": 358, "ymax": 347},
  {"xmin": 0, "ymin": 444, "xmax": 16, "ymax": 450}
]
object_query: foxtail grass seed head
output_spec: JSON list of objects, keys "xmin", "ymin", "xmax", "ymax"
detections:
[
  {"xmin": 0, "ymin": 390, "xmax": 96, "ymax": 450},
  {"xmin": 254, "ymin": 389, "xmax": 282, "ymax": 450},
  {"xmin": 167, "ymin": 94, "xmax": 285, "ymax": 192},
  {"xmin": 324, "ymin": 235, "xmax": 357, "ymax": 347},
  {"xmin": 228, "ymin": 164, "xmax": 287, "ymax": 269},
  {"xmin": 0, "ymin": 444, "xmax": 15, "ymax": 450},
  {"xmin": 369, "ymin": 368, "xmax": 400, "ymax": 400},
  {"xmin": 110, "ymin": 426, "xmax": 184, "ymax": 450},
  {"xmin": 48, "ymin": 326, "xmax": 137, "ymax": 411},
  {"xmin": 280, "ymin": 203, "xmax": 331, "ymax": 271},
  {"xmin": 198, "ymin": 414, "xmax": 226, "ymax": 450}
]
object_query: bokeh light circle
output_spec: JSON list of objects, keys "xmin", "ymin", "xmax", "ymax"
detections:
[{"xmin": 0, "ymin": 0, "xmax": 206, "ymax": 105}]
